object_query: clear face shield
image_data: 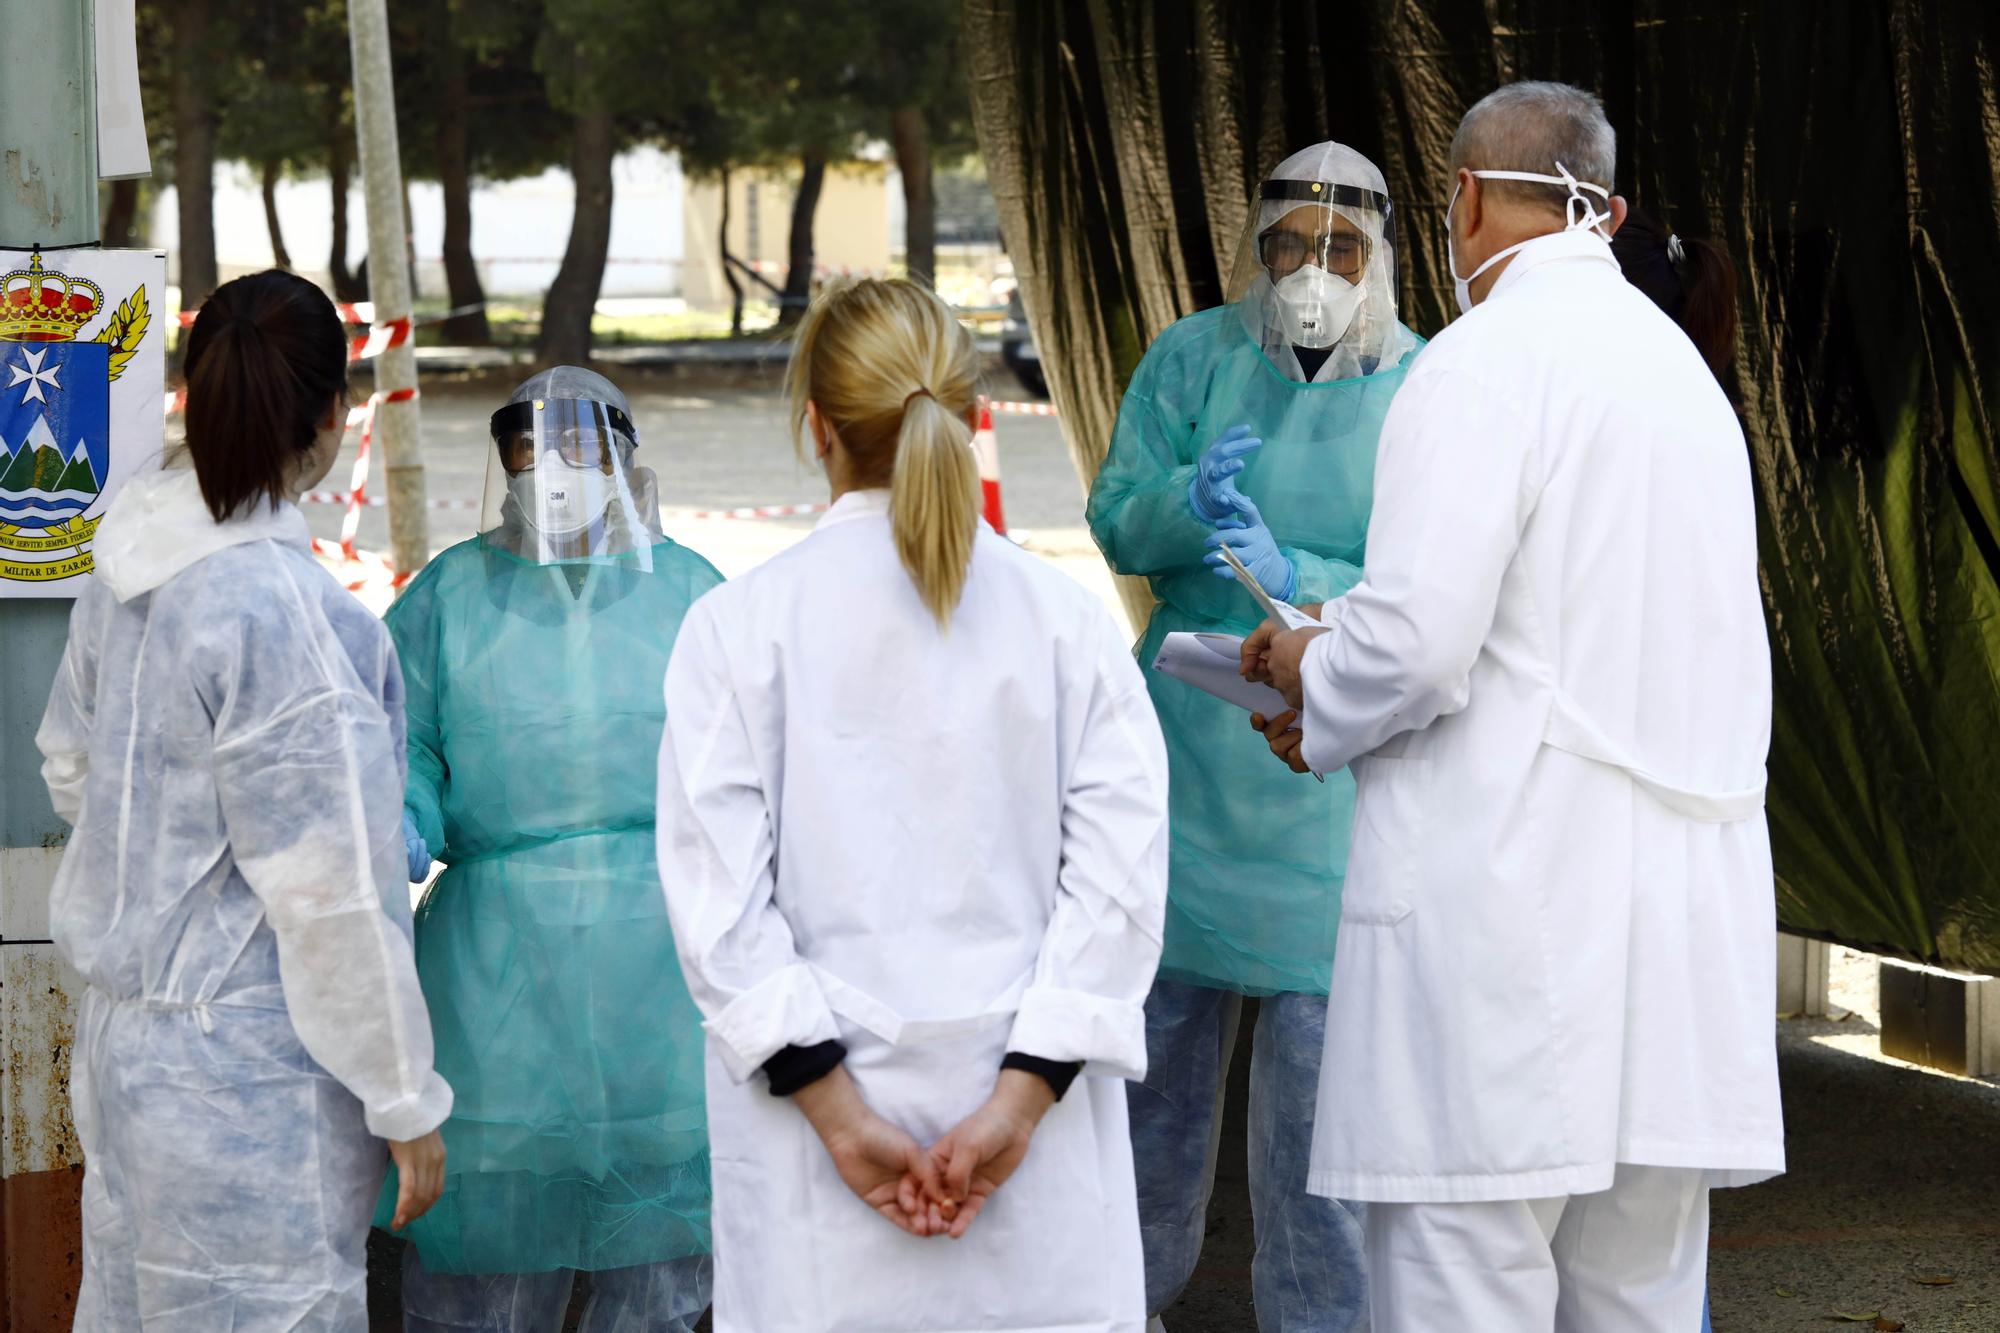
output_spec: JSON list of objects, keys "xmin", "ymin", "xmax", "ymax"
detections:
[
  {"xmin": 1226, "ymin": 178, "xmax": 1410, "ymax": 382},
  {"xmin": 480, "ymin": 396, "xmax": 664, "ymax": 568}
]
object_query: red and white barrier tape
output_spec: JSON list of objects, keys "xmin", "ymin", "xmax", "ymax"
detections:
[
  {"xmin": 310, "ymin": 536, "xmax": 410, "ymax": 594},
  {"xmin": 301, "ymin": 493, "xmax": 480, "ymax": 510},
  {"xmin": 305, "ymin": 498, "xmax": 827, "ymax": 521},
  {"xmin": 661, "ymin": 503, "xmax": 829, "ymax": 521},
  {"xmin": 347, "ymin": 316, "xmax": 414, "ymax": 362},
  {"xmin": 174, "ymin": 307, "xmax": 415, "ymax": 363},
  {"xmin": 163, "ymin": 389, "xmax": 396, "ymax": 421},
  {"xmin": 168, "ymin": 391, "xmax": 1044, "ymax": 536},
  {"xmin": 338, "ymin": 386, "xmax": 420, "ymax": 558}
]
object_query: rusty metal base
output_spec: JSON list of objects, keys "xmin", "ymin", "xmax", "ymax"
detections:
[{"xmin": 0, "ymin": 1163, "xmax": 82, "ymax": 1330}]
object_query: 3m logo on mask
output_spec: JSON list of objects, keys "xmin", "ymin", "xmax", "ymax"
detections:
[{"xmin": 512, "ymin": 462, "xmax": 615, "ymax": 538}]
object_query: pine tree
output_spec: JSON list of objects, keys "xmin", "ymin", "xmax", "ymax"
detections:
[
  {"xmin": 54, "ymin": 443, "xmax": 98, "ymax": 495},
  {"xmin": 29, "ymin": 445, "xmax": 65, "ymax": 492},
  {"xmin": 0, "ymin": 443, "xmax": 43, "ymax": 493}
]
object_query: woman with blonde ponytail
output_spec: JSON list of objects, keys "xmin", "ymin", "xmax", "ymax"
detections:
[{"xmin": 657, "ymin": 277, "xmax": 1171, "ymax": 1331}]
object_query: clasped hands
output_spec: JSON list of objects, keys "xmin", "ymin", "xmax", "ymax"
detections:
[
  {"xmin": 1240, "ymin": 608, "xmax": 1329, "ymax": 776},
  {"xmin": 794, "ymin": 1066, "xmax": 1056, "ymax": 1241}
]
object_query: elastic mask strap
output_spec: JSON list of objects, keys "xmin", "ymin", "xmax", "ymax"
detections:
[{"xmin": 1472, "ymin": 161, "xmax": 1613, "ymax": 235}]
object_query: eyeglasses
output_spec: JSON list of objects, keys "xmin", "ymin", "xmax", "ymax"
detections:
[
  {"xmin": 1258, "ymin": 230, "xmax": 1367, "ymax": 279},
  {"xmin": 488, "ymin": 398, "xmax": 638, "ymax": 476},
  {"xmin": 493, "ymin": 429, "xmax": 630, "ymax": 477}
]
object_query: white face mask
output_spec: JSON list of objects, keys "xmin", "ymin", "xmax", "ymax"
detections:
[
  {"xmin": 1271, "ymin": 264, "xmax": 1364, "ymax": 350},
  {"xmin": 1447, "ymin": 160, "xmax": 1613, "ymax": 315},
  {"xmin": 508, "ymin": 461, "xmax": 616, "ymax": 537}
]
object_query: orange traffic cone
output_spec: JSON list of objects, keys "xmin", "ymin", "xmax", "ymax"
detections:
[{"xmin": 975, "ymin": 399, "xmax": 1007, "ymax": 535}]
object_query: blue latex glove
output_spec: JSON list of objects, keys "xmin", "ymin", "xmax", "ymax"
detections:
[
  {"xmin": 1204, "ymin": 498, "xmax": 1297, "ymax": 602},
  {"xmin": 401, "ymin": 808, "xmax": 431, "ymax": 883},
  {"xmin": 1187, "ymin": 424, "xmax": 1263, "ymax": 522}
]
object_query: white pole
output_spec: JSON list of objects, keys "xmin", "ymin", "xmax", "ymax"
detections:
[{"xmin": 347, "ymin": 0, "xmax": 429, "ymax": 577}]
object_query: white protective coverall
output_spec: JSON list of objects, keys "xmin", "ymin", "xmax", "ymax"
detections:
[
  {"xmin": 1292, "ymin": 229, "xmax": 1785, "ymax": 1330},
  {"xmin": 657, "ymin": 489, "xmax": 1170, "ymax": 1333},
  {"xmin": 38, "ymin": 466, "xmax": 452, "ymax": 1330}
]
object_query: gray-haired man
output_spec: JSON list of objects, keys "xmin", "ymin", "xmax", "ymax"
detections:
[{"xmin": 1244, "ymin": 81, "xmax": 1784, "ymax": 1331}]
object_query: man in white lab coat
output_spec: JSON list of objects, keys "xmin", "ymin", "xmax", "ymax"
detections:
[{"xmin": 1243, "ymin": 81, "xmax": 1785, "ymax": 1331}]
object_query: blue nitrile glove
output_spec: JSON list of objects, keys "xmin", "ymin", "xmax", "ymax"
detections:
[
  {"xmin": 401, "ymin": 809, "xmax": 431, "ymax": 883},
  {"xmin": 1187, "ymin": 424, "xmax": 1263, "ymax": 522},
  {"xmin": 1204, "ymin": 498, "xmax": 1298, "ymax": 602}
]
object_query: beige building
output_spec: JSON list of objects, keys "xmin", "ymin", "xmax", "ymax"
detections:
[{"xmin": 681, "ymin": 161, "xmax": 891, "ymax": 308}]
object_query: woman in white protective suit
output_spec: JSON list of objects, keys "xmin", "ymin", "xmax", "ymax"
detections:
[
  {"xmin": 656, "ymin": 276, "xmax": 1172, "ymax": 1332},
  {"xmin": 37, "ymin": 269, "xmax": 452, "ymax": 1329}
]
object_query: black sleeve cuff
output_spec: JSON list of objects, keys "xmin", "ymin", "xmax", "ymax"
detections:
[
  {"xmin": 1001, "ymin": 1052, "xmax": 1083, "ymax": 1101},
  {"xmin": 763, "ymin": 1040, "xmax": 848, "ymax": 1097}
]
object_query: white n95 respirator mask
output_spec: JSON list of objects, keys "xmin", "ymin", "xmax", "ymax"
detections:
[
  {"xmin": 1272, "ymin": 265, "xmax": 1363, "ymax": 349},
  {"xmin": 509, "ymin": 462, "xmax": 617, "ymax": 538}
]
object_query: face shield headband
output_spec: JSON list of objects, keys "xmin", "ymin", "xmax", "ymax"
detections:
[
  {"xmin": 489, "ymin": 397, "xmax": 639, "ymax": 474},
  {"xmin": 1254, "ymin": 181, "xmax": 1392, "ymax": 278}
]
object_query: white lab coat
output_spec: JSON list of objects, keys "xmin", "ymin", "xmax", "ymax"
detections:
[
  {"xmin": 657, "ymin": 489, "xmax": 1169, "ymax": 1333},
  {"xmin": 1295, "ymin": 229, "xmax": 1786, "ymax": 1205}
]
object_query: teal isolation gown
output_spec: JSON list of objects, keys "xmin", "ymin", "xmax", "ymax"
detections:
[
  {"xmin": 374, "ymin": 533, "xmax": 722, "ymax": 1274},
  {"xmin": 1087, "ymin": 305, "xmax": 1422, "ymax": 997}
]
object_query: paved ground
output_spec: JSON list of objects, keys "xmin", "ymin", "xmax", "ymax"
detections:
[
  {"xmin": 1154, "ymin": 952, "xmax": 2000, "ymax": 1333},
  {"xmin": 312, "ymin": 359, "xmax": 1128, "ymax": 631},
  {"xmin": 350, "ymin": 363, "xmax": 1997, "ymax": 1332}
]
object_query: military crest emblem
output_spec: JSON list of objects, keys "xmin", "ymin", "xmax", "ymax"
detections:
[{"xmin": 0, "ymin": 248, "xmax": 163, "ymax": 592}]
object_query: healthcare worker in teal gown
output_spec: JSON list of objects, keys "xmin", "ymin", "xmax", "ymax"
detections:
[
  {"xmin": 1087, "ymin": 142, "xmax": 1421, "ymax": 1332},
  {"xmin": 378, "ymin": 367, "xmax": 718, "ymax": 1331}
]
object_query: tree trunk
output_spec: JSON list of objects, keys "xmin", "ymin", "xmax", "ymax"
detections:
[
  {"xmin": 328, "ymin": 131, "xmax": 365, "ymax": 302},
  {"xmin": 434, "ymin": 20, "xmax": 490, "ymax": 344},
  {"xmin": 348, "ymin": 0, "xmax": 431, "ymax": 575},
  {"xmin": 402, "ymin": 176, "xmax": 420, "ymax": 300},
  {"xmin": 260, "ymin": 159, "xmax": 292, "ymax": 269},
  {"xmin": 775, "ymin": 148, "xmax": 827, "ymax": 330},
  {"xmin": 719, "ymin": 167, "xmax": 744, "ymax": 337},
  {"xmin": 537, "ymin": 108, "xmax": 616, "ymax": 364},
  {"xmin": 102, "ymin": 179, "xmax": 140, "ymax": 246},
  {"xmin": 171, "ymin": 0, "xmax": 217, "ymax": 309},
  {"xmin": 890, "ymin": 104, "xmax": 935, "ymax": 290}
]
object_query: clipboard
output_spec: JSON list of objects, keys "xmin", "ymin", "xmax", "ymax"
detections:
[{"xmin": 1150, "ymin": 633, "xmax": 1326, "ymax": 783}]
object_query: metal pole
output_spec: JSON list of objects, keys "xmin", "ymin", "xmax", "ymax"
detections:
[
  {"xmin": 347, "ymin": 0, "xmax": 429, "ymax": 576},
  {"xmin": 0, "ymin": 2, "xmax": 98, "ymax": 1316}
]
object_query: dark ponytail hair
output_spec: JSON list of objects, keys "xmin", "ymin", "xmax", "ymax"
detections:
[
  {"xmin": 181, "ymin": 270, "xmax": 348, "ymax": 522},
  {"xmin": 1610, "ymin": 208, "xmax": 1740, "ymax": 379}
]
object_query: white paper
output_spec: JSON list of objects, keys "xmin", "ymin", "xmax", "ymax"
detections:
[
  {"xmin": 1215, "ymin": 541, "xmax": 1320, "ymax": 630},
  {"xmin": 95, "ymin": 0, "xmax": 152, "ymax": 180},
  {"xmin": 1, "ymin": 248, "xmax": 168, "ymax": 596},
  {"xmin": 1153, "ymin": 632, "xmax": 1293, "ymax": 716}
]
